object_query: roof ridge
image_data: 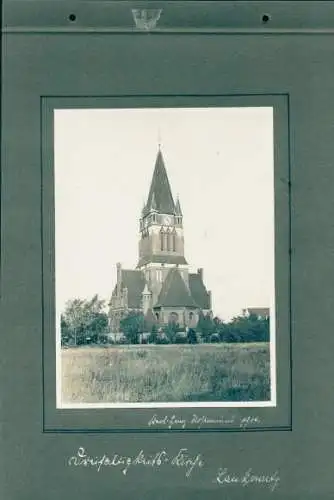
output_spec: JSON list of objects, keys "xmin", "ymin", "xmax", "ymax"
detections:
[{"xmin": 156, "ymin": 267, "xmax": 198, "ymax": 308}]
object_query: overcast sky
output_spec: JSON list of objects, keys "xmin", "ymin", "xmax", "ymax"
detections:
[{"xmin": 54, "ymin": 107, "xmax": 274, "ymax": 321}]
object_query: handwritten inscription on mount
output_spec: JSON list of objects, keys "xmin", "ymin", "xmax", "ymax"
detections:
[
  {"xmin": 68, "ymin": 447, "xmax": 203, "ymax": 477},
  {"xmin": 67, "ymin": 447, "xmax": 280, "ymax": 491},
  {"xmin": 148, "ymin": 414, "xmax": 262, "ymax": 429}
]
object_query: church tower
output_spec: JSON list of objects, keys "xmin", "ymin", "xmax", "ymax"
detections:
[
  {"xmin": 137, "ymin": 148, "xmax": 188, "ymax": 304},
  {"xmin": 109, "ymin": 146, "xmax": 212, "ymax": 333}
]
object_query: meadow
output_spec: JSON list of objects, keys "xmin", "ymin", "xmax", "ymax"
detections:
[{"xmin": 61, "ymin": 343, "xmax": 270, "ymax": 404}]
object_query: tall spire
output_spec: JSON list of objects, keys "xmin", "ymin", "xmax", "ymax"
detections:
[
  {"xmin": 145, "ymin": 149, "xmax": 175, "ymax": 215},
  {"xmin": 175, "ymin": 195, "xmax": 182, "ymax": 216}
]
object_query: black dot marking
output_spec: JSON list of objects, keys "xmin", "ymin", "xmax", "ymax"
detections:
[
  {"xmin": 68, "ymin": 14, "xmax": 76, "ymax": 22},
  {"xmin": 262, "ymin": 14, "xmax": 270, "ymax": 24}
]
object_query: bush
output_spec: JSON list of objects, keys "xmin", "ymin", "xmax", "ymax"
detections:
[
  {"xmin": 155, "ymin": 336, "xmax": 170, "ymax": 345},
  {"xmin": 187, "ymin": 328, "xmax": 198, "ymax": 344},
  {"xmin": 174, "ymin": 333, "xmax": 188, "ymax": 344},
  {"xmin": 148, "ymin": 331, "xmax": 158, "ymax": 344},
  {"xmin": 116, "ymin": 336, "xmax": 129, "ymax": 345}
]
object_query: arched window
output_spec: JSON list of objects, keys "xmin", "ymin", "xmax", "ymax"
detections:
[
  {"xmin": 169, "ymin": 312, "xmax": 179, "ymax": 324},
  {"xmin": 167, "ymin": 229, "xmax": 173, "ymax": 251},
  {"xmin": 172, "ymin": 229, "xmax": 176, "ymax": 252},
  {"xmin": 160, "ymin": 227, "xmax": 164, "ymax": 250}
]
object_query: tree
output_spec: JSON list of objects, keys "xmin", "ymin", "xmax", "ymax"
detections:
[
  {"xmin": 187, "ymin": 328, "xmax": 198, "ymax": 344},
  {"xmin": 165, "ymin": 321, "xmax": 179, "ymax": 343},
  {"xmin": 197, "ymin": 311, "xmax": 215, "ymax": 342},
  {"xmin": 215, "ymin": 314, "xmax": 270, "ymax": 343},
  {"xmin": 144, "ymin": 308, "xmax": 157, "ymax": 332},
  {"xmin": 60, "ymin": 314, "xmax": 70, "ymax": 346},
  {"xmin": 61, "ymin": 295, "xmax": 108, "ymax": 345},
  {"xmin": 148, "ymin": 323, "xmax": 158, "ymax": 344},
  {"xmin": 120, "ymin": 311, "xmax": 144, "ymax": 344}
]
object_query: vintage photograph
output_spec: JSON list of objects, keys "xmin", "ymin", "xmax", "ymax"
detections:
[{"xmin": 55, "ymin": 106, "xmax": 275, "ymax": 408}]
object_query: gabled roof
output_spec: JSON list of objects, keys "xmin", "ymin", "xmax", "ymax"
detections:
[
  {"xmin": 112, "ymin": 269, "xmax": 146, "ymax": 308},
  {"xmin": 189, "ymin": 273, "xmax": 211, "ymax": 309},
  {"xmin": 155, "ymin": 268, "xmax": 198, "ymax": 308},
  {"xmin": 144, "ymin": 150, "xmax": 176, "ymax": 215},
  {"xmin": 137, "ymin": 254, "xmax": 188, "ymax": 268}
]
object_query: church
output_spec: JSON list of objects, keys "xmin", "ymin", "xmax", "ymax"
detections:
[{"xmin": 108, "ymin": 148, "xmax": 212, "ymax": 332}]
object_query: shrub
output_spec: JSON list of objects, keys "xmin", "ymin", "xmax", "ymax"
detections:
[
  {"xmin": 148, "ymin": 331, "xmax": 158, "ymax": 344},
  {"xmin": 187, "ymin": 328, "xmax": 198, "ymax": 344},
  {"xmin": 155, "ymin": 336, "xmax": 170, "ymax": 345},
  {"xmin": 174, "ymin": 332, "xmax": 188, "ymax": 344}
]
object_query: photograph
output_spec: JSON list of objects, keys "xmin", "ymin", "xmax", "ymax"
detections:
[{"xmin": 54, "ymin": 106, "xmax": 276, "ymax": 408}]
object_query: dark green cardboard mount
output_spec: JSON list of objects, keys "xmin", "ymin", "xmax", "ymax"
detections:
[{"xmin": 2, "ymin": 1, "xmax": 334, "ymax": 499}]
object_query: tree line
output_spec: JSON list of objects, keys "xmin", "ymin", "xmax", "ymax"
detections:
[{"xmin": 61, "ymin": 295, "xmax": 269, "ymax": 346}]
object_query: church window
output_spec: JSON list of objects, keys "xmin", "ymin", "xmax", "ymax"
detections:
[
  {"xmin": 163, "ymin": 232, "xmax": 168, "ymax": 251},
  {"xmin": 169, "ymin": 312, "xmax": 179, "ymax": 324},
  {"xmin": 167, "ymin": 230, "xmax": 172, "ymax": 251},
  {"xmin": 160, "ymin": 228, "xmax": 164, "ymax": 250},
  {"xmin": 172, "ymin": 232, "xmax": 176, "ymax": 252}
]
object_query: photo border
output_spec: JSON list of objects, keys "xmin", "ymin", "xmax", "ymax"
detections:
[{"xmin": 41, "ymin": 93, "xmax": 292, "ymax": 433}]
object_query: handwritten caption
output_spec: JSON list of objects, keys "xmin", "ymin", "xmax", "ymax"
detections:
[
  {"xmin": 148, "ymin": 413, "xmax": 261, "ymax": 429},
  {"xmin": 67, "ymin": 447, "xmax": 280, "ymax": 491},
  {"xmin": 68, "ymin": 447, "xmax": 203, "ymax": 477},
  {"xmin": 215, "ymin": 467, "xmax": 280, "ymax": 491}
]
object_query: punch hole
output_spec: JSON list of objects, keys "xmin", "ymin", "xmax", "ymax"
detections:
[
  {"xmin": 68, "ymin": 13, "xmax": 77, "ymax": 22},
  {"xmin": 262, "ymin": 13, "xmax": 271, "ymax": 24}
]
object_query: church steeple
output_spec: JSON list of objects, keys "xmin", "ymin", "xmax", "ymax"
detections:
[
  {"xmin": 144, "ymin": 149, "xmax": 176, "ymax": 216},
  {"xmin": 175, "ymin": 195, "xmax": 182, "ymax": 216},
  {"xmin": 137, "ymin": 148, "xmax": 187, "ymax": 270}
]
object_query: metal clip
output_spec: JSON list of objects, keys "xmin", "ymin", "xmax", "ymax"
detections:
[{"xmin": 132, "ymin": 9, "xmax": 162, "ymax": 31}]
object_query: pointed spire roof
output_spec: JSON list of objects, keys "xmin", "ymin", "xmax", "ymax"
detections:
[
  {"xmin": 141, "ymin": 200, "xmax": 146, "ymax": 217},
  {"xmin": 145, "ymin": 150, "xmax": 176, "ymax": 215},
  {"xmin": 142, "ymin": 283, "xmax": 151, "ymax": 295},
  {"xmin": 155, "ymin": 268, "xmax": 198, "ymax": 308},
  {"xmin": 175, "ymin": 196, "xmax": 182, "ymax": 216}
]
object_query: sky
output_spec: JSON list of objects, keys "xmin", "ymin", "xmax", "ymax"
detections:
[{"xmin": 54, "ymin": 106, "xmax": 274, "ymax": 321}]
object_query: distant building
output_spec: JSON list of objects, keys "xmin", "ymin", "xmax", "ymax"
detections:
[
  {"xmin": 109, "ymin": 148, "xmax": 212, "ymax": 332},
  {"xmin": 242, "ymin": 307, "xmax": 270, "ymax": 320}
]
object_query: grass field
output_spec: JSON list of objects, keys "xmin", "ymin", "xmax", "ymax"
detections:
[{"xmin": 61, "ymin": 343, "xmax": 270, "ymax": 404}]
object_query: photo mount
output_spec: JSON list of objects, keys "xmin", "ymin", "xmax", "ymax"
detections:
[{"xmin": 41, "ymin": 93, "xmax": 291, "ymax": 433}]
